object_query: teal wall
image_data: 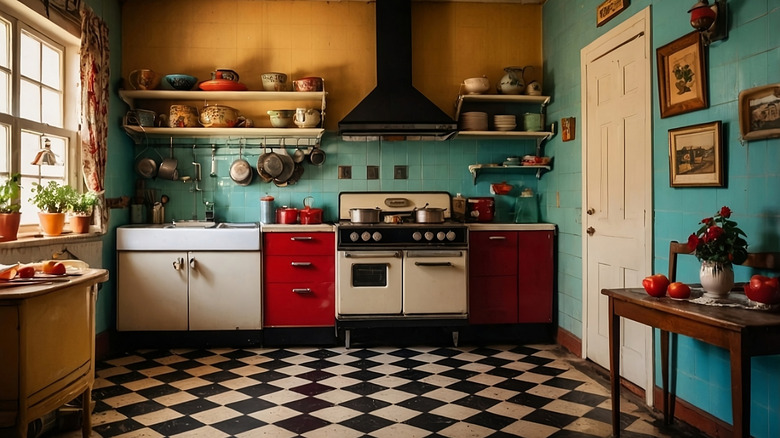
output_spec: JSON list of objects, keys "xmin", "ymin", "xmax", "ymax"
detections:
[{"xmin": 542, "ymin": 0, "xmax": 780, "ymax": 434}]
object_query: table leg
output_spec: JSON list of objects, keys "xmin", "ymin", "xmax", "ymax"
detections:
[
  {"xmin": 729, "ymin": 337, "xmax": 749, "ymax": 438},
  {"xmin": 609, "ymin": 298, "xmax": 621, "ymax": 437},
  {"xmin": 81, "ymin": 386, "xmax": 92, "ymax": 437},
  {"xmin": 660, "ymin": 329, "xmax": 670, "ymax": 425}
]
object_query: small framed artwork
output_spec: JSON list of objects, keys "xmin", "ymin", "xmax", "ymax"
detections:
[
  {"xmin": 738, "ymin": 83, "xmax": 780, "ymax": 141},
  {"xmin": 656, "ymin": 32, "xmax": 708, "ymax": 118},
  {"xmin": 668, "ymin": 121, "xmax": 723, "ymax": 187},
  {"xmin": 561, "ymin": 117, "xmax": 576, "ymax": 142},
  {"xmin": 597, "ymin": 0, "xmax": 629, "ymax": 27}
]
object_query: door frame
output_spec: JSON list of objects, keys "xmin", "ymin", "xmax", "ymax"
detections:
[{"xmin": 580, "ymin": 6, "xmax": 654, "ymax": 401}]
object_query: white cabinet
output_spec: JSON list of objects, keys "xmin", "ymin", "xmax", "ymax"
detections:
[
  {"xmin": 119, "ymin": 89, "xmax": 328, "ymax": 147},
  {"xmin": 117, "ymin": 251, "xmax": 262, "ymax": 331}
]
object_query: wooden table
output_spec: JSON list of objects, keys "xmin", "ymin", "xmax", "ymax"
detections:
[
  {"xmin": 0, "ymin": 269, "xmax": 109, "ymax": 438},
  {"xmin": 602, "ymin": 287, "xmax": 780, "ymax": 438}
]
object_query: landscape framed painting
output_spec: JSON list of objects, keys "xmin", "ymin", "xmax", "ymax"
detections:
[
  {"xmin": 738, "ymin": 83, "xmax": 780, "ymax": 141},
  {"xmin": 669, "ymin": 121, "xmax": 723, "ymax": 187},
  {"xmin": 596, "ymin": 0, "xmax": 629, "ymax": 27},
  {"xmin": 656, "ymin": 32, "xmax": 708, "ymax": 118}
]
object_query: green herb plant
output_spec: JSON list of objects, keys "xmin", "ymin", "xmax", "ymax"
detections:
[
  {"xmin": 29, "ymin": 181, "xmax": 77, "ymax": 214},
  {"xmin": 70, "ymin": 191, "xmax": 99, "ymax": 215},
  {"xmin": 0, "ymin": 174, "xmax": 22, "ymax": 213}
]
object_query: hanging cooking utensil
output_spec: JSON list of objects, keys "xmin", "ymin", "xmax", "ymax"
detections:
[
  {"xmin": 229, "ymin": 142, "xmax": 253, "ymax": 185},
  {"xmin": 256, "ymin": 145, "xmax": 275, "ymax": 183},
  {"xmin": 273, "ymin": 147, "xmax": 295, "ymax": 184},
  {"xmin": 210, "ymin": 145, "xmax": 217, "ymax": 177},
  {"xmin": 287, "ymin": 162, "xmax": 304, "ymax": 185},
  {"xmin": 292, "ymin": 141, "xmax": 306, "ymax": 164},
  {"xmin": 158, "ymin": 139, "xmax": 179, "ymax": 180}
]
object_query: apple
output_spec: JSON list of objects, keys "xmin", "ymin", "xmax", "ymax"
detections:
[
  {"xmin": 42, "ymin": 260, "xmax": 66, "ymax": 275},
  {"xmin": 642, "ymin": 274, "xmax": 670, "ymax": 297},
  {"xmin": 668, "ymin": 282, "xmax": 692, "ymax": 299},
  {"xmin": 17, "ymin": 266, "xmax": 36, "ymax": 278}
]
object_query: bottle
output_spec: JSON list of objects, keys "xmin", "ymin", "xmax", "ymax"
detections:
[{"xmin": 514, "ymin": 188, "xmax": 539, "ymax": 223}]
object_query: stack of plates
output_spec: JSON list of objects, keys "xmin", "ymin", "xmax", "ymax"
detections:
[
  {"xmin": 460, "ymin": 112, "xmax": 488, "ymax": 131},
  {"xmin": 494, "ymin": 114, "xmax": 517, "ymax": 131}
]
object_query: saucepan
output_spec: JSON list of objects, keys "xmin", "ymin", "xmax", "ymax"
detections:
[
  {"xmin": 158, "ymin": 143, "xmax": 179, "ymax": 180},
  {"xmin": 413, "ymin": 203, "xmax": 446, "ymax": 223},
  {"xmin": 349, "ymin": 207, "xmax": 380, "ymax": 224}
]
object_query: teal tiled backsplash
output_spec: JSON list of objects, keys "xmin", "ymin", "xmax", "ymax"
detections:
[{"xmin": 138, "ymin": 133, "xmax": 548, "ymax": 224}]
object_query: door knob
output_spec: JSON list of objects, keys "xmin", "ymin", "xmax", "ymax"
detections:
[
  {"xmin": 587, "ymin": 227, "xmax": 595, "ymax": 236},
  {"xmin": 587, "ymin": 208, "xmax": 595, "ymax": 215}
]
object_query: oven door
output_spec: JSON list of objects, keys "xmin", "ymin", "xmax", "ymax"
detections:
[
  {"xmin": 337, "ymin": 250, "xmax": 403, "ymax": 315},
  {"xmin": 402, "ymin": 250, "xmax": 468, "ymax": 315}
]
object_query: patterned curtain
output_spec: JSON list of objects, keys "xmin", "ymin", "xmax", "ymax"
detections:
[{"xmin": 79, "ymin": 4, "xmax": 109, "ymax": 232}]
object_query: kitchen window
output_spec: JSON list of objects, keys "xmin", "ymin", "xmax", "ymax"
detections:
[{"xmin": 0, "ymin": 9, "xmax": 80, "ymax": 228}]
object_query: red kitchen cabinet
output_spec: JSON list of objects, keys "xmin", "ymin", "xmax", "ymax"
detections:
[
  {"xmin": 263, "ymin": 232, "xmax": 335, "ymax": 327},
  {"xmin": 469, "ymin": 229, "xmax": 554, "ymax": 324}
]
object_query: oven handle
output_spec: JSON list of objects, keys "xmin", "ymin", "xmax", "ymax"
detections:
[
  {"xmin": 405, "ymin": 250, "xmax": 464, "ymax": 258},
  {"xmin": 343, "ymin": 251, "xmax": 401, "ymax": 259},
  {"xmin": 414, "ymin": 261, "xmax": 453, "ymax": 267}
]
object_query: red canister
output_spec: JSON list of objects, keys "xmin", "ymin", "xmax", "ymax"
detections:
[
  {"xmin": 467, "ymin": 197, "xmax": 495, "ymax": 222},
  {"xmin": 275, "ymin": 206, "xmax": 299, "ymax": 224}
]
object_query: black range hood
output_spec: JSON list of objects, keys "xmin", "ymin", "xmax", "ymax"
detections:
[{"xmin": 338, "ymin": 0, "xmax": 458, "ymax": 141}]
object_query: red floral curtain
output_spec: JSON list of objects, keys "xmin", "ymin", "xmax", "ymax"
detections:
[{"xmin": 79, "ymin": 5, "xmax": 109, "ymax": 231}]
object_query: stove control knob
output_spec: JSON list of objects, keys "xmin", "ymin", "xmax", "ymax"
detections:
[
  {"xmin": 361, "ymin": 231, "xmax": 371, "ymax": 242},
  {"xmin": 412, "ymin": 231, "xmax": 422, "ymax": 241},
  {"xmin": 350, "ymin": 232, "xmax": 360, "ymax": 242},
  {"xmin": 372, "ymin": 231, "xmax": 382, "ymax": 242},
  {"xmin": 424, "ymin": 231, "xmax": 434, "ymax": 241},
  {"xmin": 437, "ymin": 231, "xmax": 446, "ymax": 241},
  {"xmin": 446, "ymin": 230, "xmax": 457, "ymax": 241}
]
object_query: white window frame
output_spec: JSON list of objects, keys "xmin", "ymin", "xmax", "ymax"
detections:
[{"xmin": 0, "ymin": 4, "xmax": 82, "ymax": 233}]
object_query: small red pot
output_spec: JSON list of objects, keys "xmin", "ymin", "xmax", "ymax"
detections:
[
  {"xmin": 275, "ymin": 206, "xmax": 299, "ymax": 224},
  {"xmin": 300, "ymin": 207, "xmax": 323, "ymax": 225}
]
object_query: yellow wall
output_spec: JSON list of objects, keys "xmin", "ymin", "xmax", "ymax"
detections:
[{"xmin": 122, "ymin": 0, "xmax": 541, "ymax": 130}]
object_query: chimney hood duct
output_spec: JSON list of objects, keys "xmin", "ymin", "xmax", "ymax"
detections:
[{"xmin": 338, "ymin": 0, "xmax": 458, "ymax": 141}]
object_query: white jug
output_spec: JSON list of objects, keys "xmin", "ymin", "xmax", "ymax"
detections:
[{"xmin": 294, "ymin": 108, "xmax": 321, "ymax": 128}]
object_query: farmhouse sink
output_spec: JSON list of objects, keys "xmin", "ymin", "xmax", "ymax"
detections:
[{"xmin": 117, "ymin": 223, "xmax": 261, "ymax": 251}]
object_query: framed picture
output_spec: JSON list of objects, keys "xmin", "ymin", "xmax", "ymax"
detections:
[
  {"xmin": 738, "ymin": 83, "xmax": 780, "ymax": 141},
  {"xmin": 597, "ymin": 0, "xmax": 629, "ymax": 27},
  {"xmin": 668, "ymin": 121, "xmax": 723, "ymax": 187},
  {"xmin": 561, "ymin": 117, "xmax": 576, "ymax": 142},
  {"xmin": 656, "ymin": 32, "xmax": 708, "ymax": 118}
]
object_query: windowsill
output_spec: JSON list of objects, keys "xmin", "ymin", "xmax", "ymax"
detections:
[{"xmin": 0, "ymin": 228, "xmax": 106, "ymax": 249}]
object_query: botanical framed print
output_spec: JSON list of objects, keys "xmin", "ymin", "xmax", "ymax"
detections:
[
  {"xmin": 596, "ymin": 0, "xmax": 629, "ymax": 27},
  {"xmin": 738, "ymin": 83, "xmax": 780, "ymax": 141},
  {"xmin": 656, "ymin": 32, "xmax": 708, "ymax": 118},
  {"xmin": 668, "ymin": 121, "xmax": 723, "ymax": 187}
]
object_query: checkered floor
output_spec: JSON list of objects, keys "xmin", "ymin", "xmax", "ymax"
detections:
[{"xmin": 51, "ymin": 343, "xmax": 707, "ymax": 438}]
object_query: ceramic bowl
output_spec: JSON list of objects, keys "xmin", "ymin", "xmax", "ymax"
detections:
[
  {"xmin": 261, "ymin": 72, "xmax": 288, "ymax": 91},
  {"xmin": 293, "ymin": 76, "xmax": 324, "ymax": 92},
  {"xmin": 163, "ymin": 74, "xmax": 198, "ymax": 90},
  {"xmin": 267, "ymin": 110, "xmax": 295, "ymax": 128},
  {"xmin": 199, "ymin": 104, "xmax": 240, "ymax": 128},
  {"xmin": 168, "ymin": 105, "xmax": 199, "ymax": 127},
  {"xmin": 463, "ymin": 76, "xmax": 490, "ymax": 94}
]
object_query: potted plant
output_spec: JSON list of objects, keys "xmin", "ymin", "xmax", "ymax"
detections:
[
  {"xmin": 687, "ymin": 206, "xmax": 748, "ymax": 299},
  {"xmin": 69, "ymin": 191, "xmax": 99, "ymax": 234},
  {"xmin": 29, "ymin": 181, "xmax": 76, "ymax": 236},
  {"xmin": 0, "ymin": 174, "xmax": 22, "ymax": 242}
]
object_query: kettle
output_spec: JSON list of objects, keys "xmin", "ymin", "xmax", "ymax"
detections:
[{"xmin": 514, "ymin": 188, "xmax": 539, "ymax": 223}]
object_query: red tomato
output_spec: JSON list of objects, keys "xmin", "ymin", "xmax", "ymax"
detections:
[
  {"xmin": 17, "ymin": 266, "xmax": 35, "ymax": 278},
  {"xmin": 668, "ymin": 282, "xmax": 691, "ymax": 299},
  {"xmin": 745, "ymin": 275, "xmax": 780, "ymax": 304},
  {"xmin": 642, "ymin": 274, "xmax": 670, "ymax": 297}
]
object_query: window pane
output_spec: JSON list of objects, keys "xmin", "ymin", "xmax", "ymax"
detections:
[
  {"xmin": 41, "ymin": 87, "xmax": 62, "ymax": 127},
  {"xmin": 0, "ymin": 18, "xmax": 8, "ymax": 69},
  {"xmin": 20, "ymin": 32, "xmax": 41, "ymax": 82},
  {"xmin": 0, "ymin": 123, "xmax": 8, "ymax": 173},
  {"xmin": 41, "ymin": 43, "xmax": 60, "ymax": 89},
  {"xmin": 0, "ymin": 71, "xmax": 8, "ymax": 114},
  {"xmin": 21, "ymin": 131, "xmax": 66, "ymax": 178},
  {"xmin": 19, "ymin": 79, "xmax": 41, "ymax": 121}
]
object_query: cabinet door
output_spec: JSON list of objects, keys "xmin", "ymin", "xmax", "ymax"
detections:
[
  {"xmin": 469, "ymin": 275, "xmax": 517, "ymax": 324},
  {"xmin": 117, "ymin": 251, "xmax": 188, "ymax": 331},
  {"xmin": 189, "ymin": 251, "xmax": 262, "ymax": 330},
  {"xmin": 468, "ymin": 231, "xmax": 518, "ymax": 276},
  {"xmin": 518, "ymin": 231, "xmax": 554, "ymax": 323},
  {"xmin": 264, "ymin": 232, "xmax": 334, "ymax": 256}
]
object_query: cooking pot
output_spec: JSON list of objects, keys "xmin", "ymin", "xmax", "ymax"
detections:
[
  {"xmin": 300, "ymin": 196, "xmax": 323, "ymax": 224},
  {"xmin": 275, "ymin": 206, "xmax": 299, "ymax": 224},
  {"xmin": 349, "ymin": 207, "xmax": 380, "ymax": 224},
  {"xmin": 414, "ymin": 205, "xmax": 446, "ymax": 223},
  {"xmin": 467, "ymin": 197, "xmax": 495, "ymax": 222}
]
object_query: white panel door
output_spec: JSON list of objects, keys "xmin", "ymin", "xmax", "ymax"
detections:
[{"xmin": 583, "ymin": 9, "xmax": 653, "ymax": 391}]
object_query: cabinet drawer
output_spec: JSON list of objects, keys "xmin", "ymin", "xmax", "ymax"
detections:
[
  {"xmin": 264, "ymin": 232, "xmax": 334, "ymax": 256},
  {"xmin": 264, "ymin": 255, "xmax": 334, "ymax": 283},
  {"xmin": 469, "ymin": 231, "xmax": 518, "ymax": 276},
  {"xmin": 264, "ymin": 282, "xmax": 335, "ymax": 327}
]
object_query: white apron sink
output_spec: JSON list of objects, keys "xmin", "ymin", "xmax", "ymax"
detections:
[{"xmin": 117, "ymin": 223, "xmax": 260, "ymax": 251}]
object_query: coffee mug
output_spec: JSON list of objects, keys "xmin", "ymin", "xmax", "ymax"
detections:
[{"xmin": 128, "ymin": 69, "xmax": 160, "ymax": 90}]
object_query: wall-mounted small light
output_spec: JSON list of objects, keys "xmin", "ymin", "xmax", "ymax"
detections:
[
  {"xmin": 688, "ymin": 0, "xmax": 728, "ymax": 46},
  {"xmin": 31, "ymin": 138, "xmax": 57, "ymax": 166}
]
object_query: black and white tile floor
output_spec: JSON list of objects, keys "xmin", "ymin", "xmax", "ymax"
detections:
[{"xmin": 53, "ymin": 343, "xmax": 707, "ymax": 438}]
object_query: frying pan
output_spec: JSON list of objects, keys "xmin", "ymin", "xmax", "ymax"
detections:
[
  {"xmin": 136, "ymin": 156, "xmax": 158, "ymax": 178},
  {"xmin": 287, "ymin": 162, "xmax": 304, "ymax": 185},
  {"xmin": 256, "ymin": 147, "xmax": 276, "ymax": 183},
  {"xmin": 230, "ymin": 145, "xmax": 253, "ymax": 185},
  {"xmin": 273, "ymin": 148, "xmax": 295, "ymax": 184}
]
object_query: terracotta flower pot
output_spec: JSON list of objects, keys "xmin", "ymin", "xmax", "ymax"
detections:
[
  {"xmin": 70, "ymin": 214, "xmax": 91, "ymax": 234},
  {"xmin": 38, "ymin": 212, "xmax": 66, "ymax": 236},
  {"xmin": 0, "ymin": 212, "xmax": 21, "ymax": 242}
]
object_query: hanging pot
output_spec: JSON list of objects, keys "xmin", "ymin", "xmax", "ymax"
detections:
[{"xmin": 349, "ymin": 207, "xmax": 380, "ymax": 224}]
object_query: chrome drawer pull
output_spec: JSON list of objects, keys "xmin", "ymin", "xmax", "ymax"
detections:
[
  {"xmin": 291, "ymin": 262, "xmax": 312, "ymax": 267},
  {"xmin": 488, "ymin": 236, "xmax": 507, "ymax": 240},
  {"xmin": 292, "ymin": 288, "xmax": 312, "ymax": 294},
  {"xmin": 414, "ymin": 262, "xmax": 453, "ymax": 267},
  {"xmin": 291, "ymin": 236, "xmax": 313, "ymax": 241}
]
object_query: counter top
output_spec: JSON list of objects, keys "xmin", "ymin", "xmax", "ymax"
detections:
[
  {"xmin": 468, "ymin": 223, "xmax": 556, "ymax": 231},
  {"xmin": 261, "ymin": 224, "xmax": 336, "ymax": 232},
  {"xmin": 0, "ymin": 268, "xmax": 109, "ymax": 300}
]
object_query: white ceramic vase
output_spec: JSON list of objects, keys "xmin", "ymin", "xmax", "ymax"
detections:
[{"xmin": 699, "ymin": 261, "xmax": 735, "ymax": 299}]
